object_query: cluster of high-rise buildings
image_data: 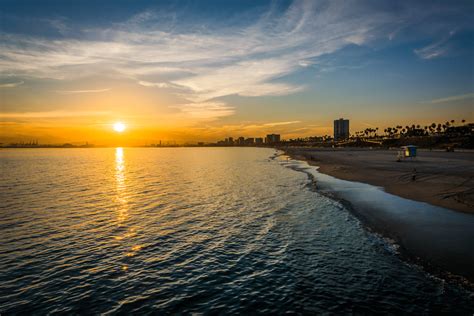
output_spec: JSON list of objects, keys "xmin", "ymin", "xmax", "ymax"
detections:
[
  {"xmin": 211, "ymin": 118, "xmax": 350, "ymax": 146},
  {"xmin": 216, "ymin": 134, "xmax": 281, "ymax": 146}
]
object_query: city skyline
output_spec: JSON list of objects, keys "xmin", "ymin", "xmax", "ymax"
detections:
[
  {"xmin": 1, "ymin": 0, "xmax": 473, "ymax": 145},
  {"xmin": 1, "ymin": 2, "xmax": 474, "ymax": 313}
]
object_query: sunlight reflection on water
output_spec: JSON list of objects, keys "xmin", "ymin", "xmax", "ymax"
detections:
[
  {"xmin": 0, "ymin": 148, "xmax": 472, "ymax": 314},
  {"xmin": 115, "ymin": 147, "xmax": 128, "ymax": 225}
]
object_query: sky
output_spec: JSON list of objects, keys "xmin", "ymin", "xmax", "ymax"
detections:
[{"xmin": 0, "ymin": 0, "xmax": 473, "ymax": 145}]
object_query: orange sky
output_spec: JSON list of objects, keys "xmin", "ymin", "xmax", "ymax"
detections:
[{"xmin": 1, "ymin": 1, "xmax": 473, "ymax": 145}]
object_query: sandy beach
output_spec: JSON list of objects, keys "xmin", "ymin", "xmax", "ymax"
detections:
[
  {"xmin": 282, "ymin": 148, "xmax": 474, "ymax": 282},
  {"xmin": 284, "ymin": 148, "xmax": 474, "ymax": 214}
]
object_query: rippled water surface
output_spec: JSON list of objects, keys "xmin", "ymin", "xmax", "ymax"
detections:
[{"xmin": 0, "ymin": 148, "xmax": 473, "ymax": 314}]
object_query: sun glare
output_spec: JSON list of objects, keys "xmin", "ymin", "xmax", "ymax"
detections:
[{"xmin": 113, "ymin": 122, "xmax": 126, "ymax": 133}]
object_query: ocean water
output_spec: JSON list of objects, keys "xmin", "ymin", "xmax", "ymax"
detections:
[
  {"xmin": 282, "ymin": 157, "xmax": 474, "ymax": 281},
  {"xmin": 0, "ymin": 147, "xmax": 472, "ymax": 314}
]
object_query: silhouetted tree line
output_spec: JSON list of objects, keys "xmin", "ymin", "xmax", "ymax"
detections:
[
  {"xmin": 353, "ymin": 119, "xmax": 471, "ymax": 140},
  {"xmin": 281, "ymin": 119, "xmax": 473, "ymax": 148}
]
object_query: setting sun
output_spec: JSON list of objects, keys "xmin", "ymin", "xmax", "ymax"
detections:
[
  {"xmin": 113, "ymin": 122, "xmax": 126, "ymax": 133},
  {"xmin": 1, "ymin": 1, "xmax": 473, "ymax": 314}
]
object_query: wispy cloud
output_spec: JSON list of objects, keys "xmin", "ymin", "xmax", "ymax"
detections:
[
  {"xmin": 170, "ymin": 102, "xmax": 235, "ymax": 120},
  {"xmin": 138, "ymin": 80, "xmax": 187, "ymax": 90},
  {"xmin": 423, "ymin": 93, "xmax": 474, "ymax": 104},
  {"xmin": 263, "ymin": 121, "xmax": 301, "ymax": 127},
  {"xmin": 183, "ymin": 120, "xmax": 334, "ymax": 140},
  {"xmin": 45, "ymin": 17, "xmax": 70, "ymax": 35},
  {"xmin": 0, "ymin": 81, "xmax": 24, "ymax": 88},
  {"xmin": 0, "ymin": 0, "xmax": 466, "ymax": 120},
  {"xmin": 55, "ymin": 88, "xmax": 111, "ymax": 94},
  {"xmin": 138, "ymin": 81, "xmax": 171, "ymax": 88},
  {"xmin": 414, "ymin": 30, "xmax": 456, "ymax": 60},
  {"xmin": 0, "ymin": 0, "xmax": 402, "ymax": 119},
  {"xmin": 0, "ymin": 110, "xmax": 110, "ymax": 118}
]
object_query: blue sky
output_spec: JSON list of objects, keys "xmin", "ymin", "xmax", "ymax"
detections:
[{"xmin": 0, "ymin": 0, "xmax": 473, "ymax": 143}]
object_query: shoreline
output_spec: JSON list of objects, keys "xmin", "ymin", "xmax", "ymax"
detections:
[
  {"xmin": 280, "ymin": 148, "xmax": 474, "ymax": 283},
  {"xmin": 283, "ymin": 147, "xmax": 474, "ymax": 214}
]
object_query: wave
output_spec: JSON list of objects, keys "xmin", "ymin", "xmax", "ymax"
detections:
[{"xmin": 277, "ymin": 154, "xmax": 474, "ymax": 287}]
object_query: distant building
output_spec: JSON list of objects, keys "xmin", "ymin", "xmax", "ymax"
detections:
[
  {"xmin": 245, "ymin": 138, "xmax": 255, "ymax": 145},
  {"xmin": 255, "ymin": 138, "xmax": 264, "ymax": 145},
  {"xmin": 237, "ymin": 137, "xmax": 245, "ymax": 145},
  {"xmin": 334, "ymin": 118, "xmax": 349, "ymax": 140},
  {"xmin": 266, "ymin": 134, "xmax": 281, "ymax": 144}
]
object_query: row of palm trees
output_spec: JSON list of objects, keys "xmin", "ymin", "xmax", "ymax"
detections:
[
  {"xmin": 354, "ymin": 119, "xmax": 469, "ymax": 139},
  {"xmin": 283, "ymin": 120, "xmax": 471, "ymax": 145},
  {"xmin": 286, "ymin": 135, "xmax": 334, "ymax": 143}
]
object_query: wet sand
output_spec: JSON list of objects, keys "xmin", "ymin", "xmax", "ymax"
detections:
[
  {"xmin": 284, "ymin": 148, "xmax": 474, "ymax": 214},
  {"xmin": 280, "ymin": 149, "xmax": 474, "ymax": 283}
]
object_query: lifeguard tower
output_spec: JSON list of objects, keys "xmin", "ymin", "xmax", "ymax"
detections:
[{"xmin": 397, "ymin": 145, "xmax": 417, "ymax": 162}]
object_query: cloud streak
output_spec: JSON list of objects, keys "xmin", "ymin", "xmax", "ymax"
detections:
[
  {"xmin": 169, "ymin": 102, "xmax": 235, "ymax": 120},
  {"xmin": 0, "ymin": 110, "xmax": 110, "ymax": 118},
  {"xmin": 0, "ymin": 81, "xmax": 24, "ymax": 88},
  {"xmin": 424, "ymin": 93, "xmax": 474, "ymax": 104},
  {"xmin": 0, "ymin": 0, "xmax": 468, "ymax": 120},
  {"xmin": 55, "ymin": 88, "xmax": 111, "ymax": 94},
  {"xmin": 414, "ymin": 30, "xmax": 456, "ymax": 60},
  {"xmin": 263, "ymin": 121, "xmax": 301, "ymax": 127}
]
